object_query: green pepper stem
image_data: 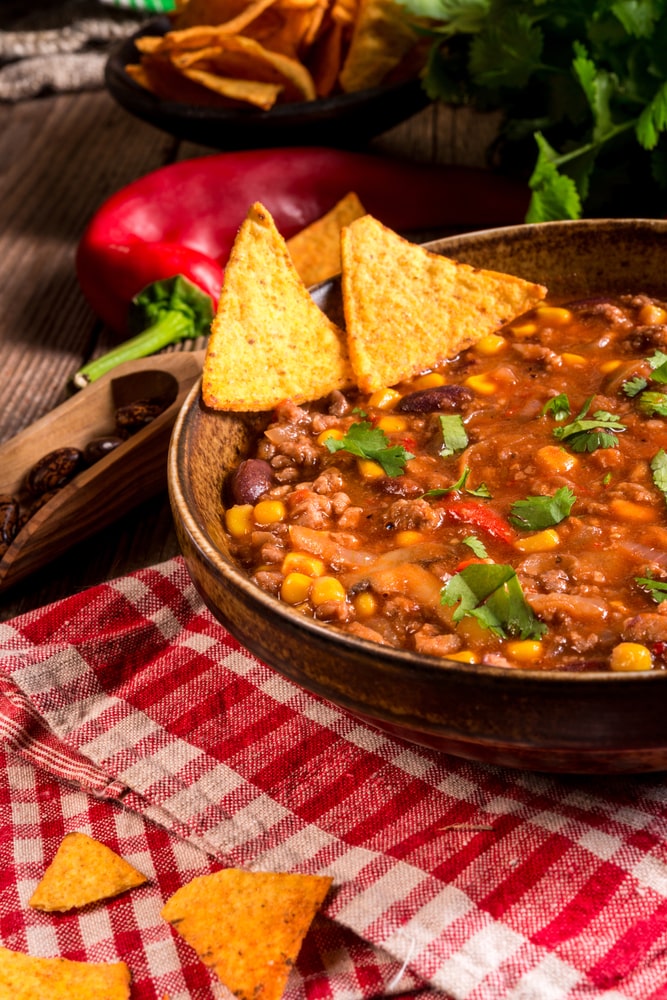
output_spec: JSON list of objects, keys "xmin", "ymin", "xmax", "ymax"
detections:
[{"xmin": 72, "ymin": 311, "xmax": 192, "ymax": 388}]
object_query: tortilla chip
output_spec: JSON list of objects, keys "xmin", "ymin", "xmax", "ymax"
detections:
[
  {"xmin": 0, "ymin": 947, "xmax": 130, "ymax": 1000},
  {"xmin": 29, "ymin": 832, "xmax": 148, "ymax": 912},
  {"xmin": 161, "ymin": 868, "xmax": 332, "ymax": 1000},
  {"xmin": 341, "ymin": 214, "xmax": 547, "ymax": 392},
  {"xmin": 175, "ymin": 63, "xmax": 283, "ymax": 108},
  {"xmin": 338, "ymin": 0, "xmax": 418, "ymax": 91},
  {"xmin": 287, "ymin": 191, "xmax": 366, "ymax": 287},
  {"xmin": 127, "ymin": 57, "xmax": 235, "ymax": 105},
  {"xmin": 203, "ymin": 202, "xmax": 353, "ymax": 410}
]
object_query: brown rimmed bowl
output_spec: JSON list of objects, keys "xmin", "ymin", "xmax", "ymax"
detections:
[{"xmin": 168, "ymin": 218, "xmax": 667, "ymax": 774}]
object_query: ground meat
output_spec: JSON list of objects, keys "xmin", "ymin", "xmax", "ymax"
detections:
[
  {"xmin": 622, "ymin": 611, "xmax": 667, "ymax": 643},
  {"xmin": 413, "ymin": 627, "xmax": 461, "ymax": 658},
  {"xmin": 346, "ymin": 621, "xmax": 391, "ymax": 645},
  {"xmin": 313, "ymin": 469, "xmax": 345, "ymax": 494},
  {"xmin": 337, "ymin": 506, "xmax": 364, "ymax": 529},
  {"xmin": 328, "ymin": 390, "xmax": 352, "ymax": 416},
  {"xmin": 314, "ymin": 600, "xmax": 353, "ymax": 622},
  {"xmin": 385, "ymin": 498, "xmax": 444, "ymax": 532},
  {"xmin": 288, "ymin": 491, "xmax": 333, "ymax": 528},
  {"xmin": 253, "ymin": 569, "xmax": 282, "ymax": 594}
]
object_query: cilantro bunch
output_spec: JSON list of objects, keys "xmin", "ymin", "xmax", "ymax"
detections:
[{"xmin": 396, "ymin": 0, "xmax": 667, "ymax": 220}]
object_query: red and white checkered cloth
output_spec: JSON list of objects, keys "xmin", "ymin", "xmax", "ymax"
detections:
[{"xmin": 2, "ymin": 556, "xmax": 667, "ymax": 1000}]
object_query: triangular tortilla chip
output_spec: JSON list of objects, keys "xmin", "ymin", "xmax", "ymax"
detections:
[
  {"xmin": 287, "ymin": 191, "xmax": 366, "ymax": 287},
  {"xmin": 0, "ymin": 947, "xmax": 130, "ymax": 1000},
  {"xmin": 341, "ymin": 214, "xmax": 547, "ymax": 392},
  {"xmin": 161, "ymin": 868, "xmax": 332, "ymax": 1000},
  {"xmin": 203, "ymin": 202, "xmax": 353, "ymax": 410},
  {"xmin": 29, "ymin": 832, "xmax": 148, "ymax": 912}
]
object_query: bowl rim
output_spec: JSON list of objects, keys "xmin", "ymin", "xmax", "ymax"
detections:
[{"xmin": 169, "ymin": 217, "xmax": 667, "ymax": 689}]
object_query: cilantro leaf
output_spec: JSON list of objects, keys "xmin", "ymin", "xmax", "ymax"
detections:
[
  {"xmin": 509, "ymin": 486, "xmax": 576, "ymax": 530},
  {"xmin": 326, "ymin": 421, "xmax": 414, "ymax": 476},
  {"xmin": 623, "ymin": 375, "xmax": 648, "ymax": 397},
  {"xmin": 439, "ymin": 414, "xmax": 468, "ymax": 456},
  {"xmin": 552, "ymin": 397, "xmax": 626, "ymax": 451},
  {"xmin": 463, "ymin": 535, "xmax": 488, "ymax": 558},
  {"xmin": 636, "ymin": 576, "xmax": 667, "ymax": 604},
  {"xmin": 526, "ymin": 133, "xmax": 583, "ymax": 223},
  {"xmin": 442, "ymin": 563, "xmax": 547, "ymax": 640},
  {"xmin": 423, "ymin": 466, "xmax": 492, "ymax": 499},
  {"xmin": 636, "ymin": 81, "xmax": 667, "ymax": 151},
  {"xmin": 638, "ymin": 391, "xmax": 667, "ymax": 417},
  {"xmin": 541, "ymin": 393, "xmax": 571, "ymax": 420},
  {"xmin": 651, "ymin": 449, "xmax": 667, "ymax": 501}
]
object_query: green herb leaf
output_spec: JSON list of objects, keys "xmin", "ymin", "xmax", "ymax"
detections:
[
  {"xmin": 526, "ymin": 133, "xmax": 583, "ymax": 223},
  {"xmin": 439, "ymin": 414, "xmax": 468, "ymax": 456},
  {"xmin": 509, "ymin": 486, "xmax": 576, "ymax": 530},
  {"xmin": 462, "ymin": 535, "xmax": 488, "ymax": 558},
  {"xmin": 636, "ymin": 576, "xmax": 667, "ymax": 604},
  {"xmin": 636, "ymin": 81, "xmax": 667, "ymax": 150},
  {"xmin": 325, "ymin": 421, "xmax": 414, "ymax": 476},
  {"xmin": 423, "ymin": 466, "xmax": 492, "ymax": 499},
  {"xmin": 651, "ymin": 448, "xmax": 667, "ymax": 501},
  {"xmin": 552, "ymin": 397, "xmax": 626, "ymax": 451},
  {"xmin": 442, "ymin": 563, "xmax": 547, "ymax": 639},
  {"xmin": 541, "ymin": 393, "xmax": 571, "ymax": 420},
  {"xmin": 638, "ymin": 391, "xmax": 667, "ymax": 416},
  {"xmin": 623, "ymin": 375, "xmax": 648, "ymax": 397}
]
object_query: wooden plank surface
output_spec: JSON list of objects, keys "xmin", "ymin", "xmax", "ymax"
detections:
[{"xmin": 0, "ymin": 77, "xmax": 496, "ymax": 622}]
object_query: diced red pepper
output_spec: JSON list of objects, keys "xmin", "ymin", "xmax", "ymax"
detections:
[{"xmin": 437, "ymin": 499, "xmax": 516, "ymax": 544}]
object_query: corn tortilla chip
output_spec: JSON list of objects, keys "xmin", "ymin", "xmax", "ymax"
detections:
[
  {"xmin": 161, "ymin": 868, "xmax": 332, "ymax": 1000},
  {"xmin": 29, "ymin": 832, "xmax": 148, "ymax": 912},
  {"xmin": 341, "ymin": 214, "xmax": 547, "ymax": 392},
  {"xmin": 287, "ymin": 191, "xmax": 366, "ymax": 287},
  {"xmin": 338, "ymin": 0, "xmax": 418, "ymax": 91},
  {"xmin": 175, "ymin": 64, "xmax": 283, "ymax": 108},
  {"xmin": 0, "ymin": 947, "xmax": 130, "ymax": 1000},
  {"xmin": 203, "ymin": 202, "xmax": 353, "ymax": 410}
]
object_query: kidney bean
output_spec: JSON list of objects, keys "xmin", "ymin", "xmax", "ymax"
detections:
[
  {"xmin": 230, "ymin": 459, "xmax": 273, "ymax": 505},
  {"xmin": 84, "ymin": 436, "xmax": 124, "ymax": 465},
  {"xmin": 0, "ymin": 495, "xmax": 19, "ymax": 546},
  {"xmin": 25, "ymin": 447, "xmax": 84, "ymax": 495},
  {"xmin": 396, "ymin": 384, "xmax": 474, "ymax": 413},
  {"xmin": 115, "ymin": 398, "xmax": 167, "ymax": 436}
]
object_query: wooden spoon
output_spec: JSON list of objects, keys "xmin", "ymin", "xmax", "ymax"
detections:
[{"xmin": 0, "ymin": 350, "xmax": 204, "ymax": 593}]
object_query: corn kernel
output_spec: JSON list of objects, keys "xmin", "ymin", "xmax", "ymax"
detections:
[
  {"xmin": 561, "ymin": 352, "xmax": 586, "ymax": 366},
  {"xmin": 534, "ymin": 445, "xmax": 579, "ymax": 475},
  {"xmin": 411, "ymin": 372, "xmax": 446, "ymax": 389},
  {"xmin": 394, "ymin": 530, "xmax": 423, "ymax": 546},
  {"xmin": 609, "ymin": 498, "xmax": 657, "ymax": 523},
  {"xmin": 599, "ymin": 359, "xmax": 623, "ymax": 374},
  {"xmin": 446, "ymin": 650, "xmax": 478, "ymax": 663},
  {"xmin": 354, "ymin": 591, "xmax": 378, "ymax": 617},
  {"xmin": 225, "ymin": 504, "xmax": 254, "ymax": 538},
  {"xmin": 610, "ymin": 642, "xmax": 653, "ymax": 672},
  {"xmin": 464, "ymin": 373, "xmax": 497, "ymax": 396},
  {"xmin": 475, "ymin": 333, "xmax": 507, "ymax": 356},
  {"xmin": 515, "ymin": 528, "xmax": 560, "ymax": 553},
  {"xmin": 506, "ymin": 639, "xmax": 543, "ymax": 663},
  {"xmin": 281, "ymin": 572, "xmax": 313, "ymax": 605},
  {"xmin": 357, "ymin": 458, "xmax": 385, "ymax": 479},
  {"xmin": 535, "ymin": 306, "xmax": 572, "ymax": 326},
  {"xmin": 638, "ymin": 303, "xmax": 667, "ymax": 325},
  {"xmin": 281, "ymin": 551, "xmax": 325, "ymax": 577},
  {"xmin": 317, "ymin": 427, "xmax": 343, "ymax": 446},
  {"xmin": 377, "ymin": 414, "xmax": 408, "ymax": 433},
  {"xmin": 310, "ymin": 576, "xmax": 346, "ymax": 605},
  {"xmin": 368, "ymin": 387, "xmax": 401, "ymax": 410},
  {"xmin": 254, "ymin": 499, "xmax": 286, "ymax": 525},
  {"xmin": 509, "ymin": 321, "xmax": 537, "ymax": 338}
]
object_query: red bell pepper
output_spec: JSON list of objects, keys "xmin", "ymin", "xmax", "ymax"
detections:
[
  {"xmin": 437, "ymin": 499, "xmax": 516, "ymax": 544},
  {"xmin": 76, "ymin": 146, "xmax": 530, "ymax": 336}
]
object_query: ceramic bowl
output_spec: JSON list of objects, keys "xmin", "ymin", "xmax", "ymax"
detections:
[
  {"xmin": 105, "ymin": 17, "xmax": 430, "ymax": 150},
  {"xmin": 168, "ymin": 218, "xmax": 667, "ymax": 774}
]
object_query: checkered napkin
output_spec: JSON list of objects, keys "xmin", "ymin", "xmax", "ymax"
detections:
[{"xmin": 2, "ymin": 557, "xmax": 667, "ymax": 1000}]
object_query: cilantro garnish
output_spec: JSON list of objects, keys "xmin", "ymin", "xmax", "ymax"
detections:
[
  {"xmin": 509, "ymin": 486, "xmax": 576, "ymax": 530},
  {"xmin": 541, "ymin": 393, "xmax": 571, "ymax": 421},
  {"xmin": 649, "ymin": 351, "xmax": 667, "ymax": 380},
  {"xmin": 462, "ymin": 535, "xmax": 488, "ymax": 558},
  {"xmin": 623, "ymin": 376, "xmax": 648, "ymax": 398},
  {"xmin": 624, "ymin": 352, "xmax": 667, "ymax": 409},
  {"xmin": 442, "ymin": 563, "xmax": 547, "ymax": 640},
  {"xmin": 439, "ymin": 414, "xmax": 468, "ymax": 457},
  {"xmin": 651, "ymin": 449, "xmax": 667, "ymax": 502},
  {"xmin": 552, "ymin": 397, "xmax": 626, "ymax": 452},
  {"xmin": 325, "ymin": 421, "xmax": 413, "ymax": 476},
  {"xmin": 638, "ymin": 391, "xmax": 667, "ymax": 417},
  {"xmin": 636, "ymin": 576, "xmax": 667, "ymax": 604},
  {"xmin": 423, "ymin": 466, "xmax": 492, "ymax": 499}
]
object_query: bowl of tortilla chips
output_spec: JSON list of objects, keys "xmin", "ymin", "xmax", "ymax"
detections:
[
  {"xmin": 105, "ymin": 0, "xmax": 431, "ymax": 149},
  {"xmin": 169, "ymin": 203, "xmax": 667, "ymax": 775}
]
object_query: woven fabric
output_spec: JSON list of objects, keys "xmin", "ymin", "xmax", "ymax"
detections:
[{"xmin": 2, "ymin": 556, "xmax": 667, "ymax": 999}]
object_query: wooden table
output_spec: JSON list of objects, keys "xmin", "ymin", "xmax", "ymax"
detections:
[{"xmin": 0, "ymin": 65, "xmax": 500, "ymax": 622}]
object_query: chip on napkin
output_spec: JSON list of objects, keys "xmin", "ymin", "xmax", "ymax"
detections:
[
  {"xmin": 161, "ymin": 868, "xmax": 332, "ymax": 1000},
  {"xmin": 202, "ymin": 201, "xmax": 353, "ymax": 410},
  {"xmin": 287, "ymin": 191, "xmax": 366, "ymax": 287},
  {"xmin": 0, "ymin": 947, "xmax": 131, "ymax": 999},
  {"xmin": 340, "ymin": 213, "xmax": 547, "ymax": 392},
  {"xmin": 29, "ymin": 831, "xmax": 148, "ymax": 912}
]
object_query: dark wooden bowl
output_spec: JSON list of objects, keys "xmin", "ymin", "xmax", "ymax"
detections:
[{"xmin": 168, "ymin": 219, "xmax": 667, "ymax": 773}]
